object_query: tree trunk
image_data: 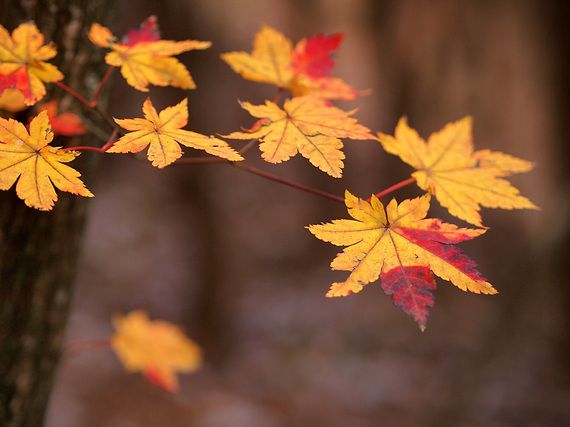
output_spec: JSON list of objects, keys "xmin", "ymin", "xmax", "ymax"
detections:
[{"xmin": 0, "ymin": 1, "xmax": 119, "ymax": 425}]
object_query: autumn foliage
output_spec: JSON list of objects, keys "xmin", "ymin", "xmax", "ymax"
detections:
[{"xmin": 0, "ymin": 17, "xmax": 538, "ymax": 391}]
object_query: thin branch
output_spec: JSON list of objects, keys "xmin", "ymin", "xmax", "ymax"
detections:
[
  {"xmin": 55, "ymin": 66, "xmax": 115, "ymax": 109},
  {"xmin": 62, "ymin": 127, "xmax": 119, "ymax": 152},
  {"xmin": 238, "ymin": 138, "xmax": 259, "ymax": 155},
  {"xmin": 368, "ymin": 176, "xmax": 416, "ymax": 201},
  {"xmin": 55, "ymin": 81, "xmax": 91, "ymax": 108},
  {"xmin": 91, "ymin": 66, "xmax": 115, "ymax": 107},
  {"xmin": 231, "ymin": 162, "xmax": 345, "ymax": 203},
  {"xmin": 174, "ymin": 157, "xmax": 227, "ymax": 165}
]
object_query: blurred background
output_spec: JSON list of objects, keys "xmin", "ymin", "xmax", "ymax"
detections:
[{"xmin": 46, "ymin": 0, "xmax": 569, "ymax": 425}]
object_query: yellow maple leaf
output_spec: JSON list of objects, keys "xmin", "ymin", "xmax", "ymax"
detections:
[
  {"xmin": 111, "ymin": 310, "xmax": 203, "ymax": 393},
  {"xmin": 88, "ymin": 20, "xmax": 210, "ymax": 92},
  {"xmin": 224, "ymin": 95, "xmax": 374, "ymax": 177},
  {"xmin": 308, "ymin": 191, "xmax": 497, "ymax": 297},
  {"xmin": 221, "ymin": 25, "xmax": 294, "ymax": 88},
  {"xmin": 0, "ymin": 110, "xmax": 93, "ymax": 210},
  {"xmin": 109, "ymin": 98, "xmax": 244, "ymax": 168},
  {"xmin": 378, "ymin": 117, "xmax": 538, "ymax": 226},
  {"xmin": 0, "ymin": 23, "xmax": 63, "ymax": 105}
]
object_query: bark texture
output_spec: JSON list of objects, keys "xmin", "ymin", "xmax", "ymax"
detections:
[{"xmin": 0, "ymin": 1, "xmax": 119, "ymax": 425}]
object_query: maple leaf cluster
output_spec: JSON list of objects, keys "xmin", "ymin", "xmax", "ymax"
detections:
[
  {"xmin": 222, "ymin": 26, "xmax": 373, "ymax": 177},
  {"xmin": 0, "ymin": 17, "xmax": 242, "ymax": 210},
  {"xmin": 0, "ymin": 16, "xmax": 539, "ymax": 392}
]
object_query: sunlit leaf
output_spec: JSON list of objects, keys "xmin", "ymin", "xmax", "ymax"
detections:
[{"xmin": 0, "ymin": 110, "xmax": 93, "ymax": 210}]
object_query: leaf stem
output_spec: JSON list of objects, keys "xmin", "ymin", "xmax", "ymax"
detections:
[
  {"xmin": 272, "ymin": 88, "xmax": 285, "ymax": 104},
  {"xmin": 368, "ymin": 176, "xmax": 416, "ymax": 201}
]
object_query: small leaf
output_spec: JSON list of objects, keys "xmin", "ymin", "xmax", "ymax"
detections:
[
  {"xmin": 111, "ymin": 310, "xmax": 203, "ymax": 393},
  {"xmin": 0, "ymin": 110, "xmax": 93, "ymax": 210},
  {"xmin": 378, "ymin": 117, "xmax": 538, "ymax": 226},
  {"xmin": 88, "ymin": 18, "xmax": 211, "ymax": 91},
  {"xmin": 110, "ymin": 98, "xmax": 243, "ymax": 168},
  {"xmin": 0, "ymin": 23, "xmax": 63, "ymax": 105}
]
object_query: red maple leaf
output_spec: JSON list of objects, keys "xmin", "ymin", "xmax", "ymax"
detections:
[{"xmin": 291, "ymin": 33, "xmax": 344, "ymax": 79}]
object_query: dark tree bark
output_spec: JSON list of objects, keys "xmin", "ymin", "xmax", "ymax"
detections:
[{"xmin": 0, "ymin": 1, "xmax": 119, "ymax": 425}]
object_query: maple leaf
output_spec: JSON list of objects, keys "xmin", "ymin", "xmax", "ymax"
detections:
[
  {"xmin": 378, "ymin": 117, "xmax": 538, "ymax": 226},
  {"xmin": 43, "ymin": 101, "xmax": 87, "ymax": 136},
  {"xmin": 308, "ymin": 192, "xmax": 497, "ymax": 328},
  {"xmin": 224, "ymin": 95, "xmax": 374, "ymax": 177},
  {"xmin": 88, "ymin": 17, "xmax": 211, "ymax": 91},
  {"xmin": 111, "ymin": 310, "xmax": 203, "ymax": 393},
  {"xmin": 0, "ymin": 110, "xmax": 93, "ymax": 210},
  {"xmin": 221, "ymin": 26, "xmax": 360, "ymax": 100},
  {"xmin": 0, "ymin": 23, "xmax": 63, "ymax": 105},
  {"xmin": 109, "ymin": 98, "xmax": 243, "ymax": 168}
]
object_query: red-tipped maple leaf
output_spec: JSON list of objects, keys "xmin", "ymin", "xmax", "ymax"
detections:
[
  {"xmin": 221, "ymin": 26, "xmax": 360, "ymax": 100},
  {"xmin": 111, "ymin": 310, "xmax": 203, "ymax": 393},
  {"xmin": 308, "ymin": 192, "xmax": 497, "ymax": 330},
  {"xmin": 88, "ymin": 17, "xmax": 210, "ymax": 92},
  {"xmin": 0, "ymin": 23, "xmax": 63, "ymax": 105}
]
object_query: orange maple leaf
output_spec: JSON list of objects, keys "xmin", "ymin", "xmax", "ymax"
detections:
[
  {"xmin": 0, "ymin": 110, "xmax": 93, "ymax": 210},
  {"xmin": 0, "ymin": 23, "xmax": 63, "ymax": 106},
  {"xmin": 221, "ymin": 26, "xmax": 360, "ymax": 100},
  {"xmin": 308, "ymin": 192, "xmax": 496, "ymax": 328},
  {"xmin": 88, "ymin": 17, "xmax": 211, "ymax": 92},
  {"xmin": 378, "ymin": 117, "xmax": 538, "ymax": 226},
  {"xmin": 109, "ymin": 98, "xmax": 243, "ymax": 168},
  {"xmin": 111, "ymin": 310, "xmax": 203, "ymax": 393},
  {"xmin": 224, "ymin": 95, "xmax": 374, "ymax": 177}
]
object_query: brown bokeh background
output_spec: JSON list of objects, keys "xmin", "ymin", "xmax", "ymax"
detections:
[{"xmin": 46, "ymin": 1, "xmax": 569, "ymax": 425}]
